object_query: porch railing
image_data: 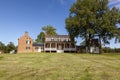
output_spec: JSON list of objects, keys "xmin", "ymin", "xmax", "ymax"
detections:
[
  {"xmin": 44, "ymin": 48, "xmax": 76, "ymax": 51},
  {"xmin": 64, "ymin": 48, "xmax": 76, "ymax": 51},
  {"xmin": 44, "ymin": 48, "xmax": 57, "ymax": 51}
]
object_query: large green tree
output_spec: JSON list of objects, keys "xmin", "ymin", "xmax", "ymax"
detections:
[
  {"xmin": 66, "ymin": 0, "xmax": 120, "ymax": 53},
  {"xmin": 42, "ymin": 25, "xmax": 57, "ymax": 36},
  {"xmin": 35, "ymin": 32, "xmax": 45, "ymax": 43},
  {"xmin": 35, "ymin": 25, "xmax": 57, "ymax": 43}
]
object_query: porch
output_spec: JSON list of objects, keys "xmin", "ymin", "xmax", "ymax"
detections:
[{"xmin": 44, "ymin": 42, "xmax": 76, "ymax": 53}]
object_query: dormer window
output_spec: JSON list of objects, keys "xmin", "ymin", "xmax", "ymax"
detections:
[
  {"xmin": 65, "ymin": 38, "xmax": 68, "ymax": 42},
  {"xmin": 51, "ymin": 38, "xmax": 54, "ymax": 41},
  {"xmin": 58, "ymin": 37, "xmax": 61, "ymax": 41},
  {"xmin": 68, "ymin": 38, "xmax": 70, "ymax": 42}
]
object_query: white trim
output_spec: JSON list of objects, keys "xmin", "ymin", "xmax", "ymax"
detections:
[{"xmin": 45, "ymin": 48, "xmax": 57, "ymax": 51}]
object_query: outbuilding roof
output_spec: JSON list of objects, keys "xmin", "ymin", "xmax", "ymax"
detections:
[{"xmin": 33, "ymin": 43, "xmax": 44, "ymax": 46}]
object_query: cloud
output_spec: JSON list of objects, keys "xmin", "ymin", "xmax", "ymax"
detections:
[
  {"xmin": 109, "ymin": 0, "xmax": 120, "ymax": 8},
  {"xmin": 57, "ymin": 0, "xmax": 76, "ymax": 5},
  {"xmin": 109, "ymin": 0, "xmax": 120, "ymax": 4},
  {"xmin": 59, "ymin": 0, "xmax": 65, "ymax": 5},
  {"xmin": 58, "ymin": 0, "xmax": 120, "ymax": 8},
  {"xmin": 58, "ymin": 0, "xmax": 69, "ymax": 5}
]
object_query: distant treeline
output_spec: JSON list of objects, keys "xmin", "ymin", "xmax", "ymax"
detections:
[
  {"xmin": 0, "ymin": 41, "xmax": 17, "ymax": 53},
  {"xmin": 102, "ymin": 47, "xmax": 120, "ymax": 53}
]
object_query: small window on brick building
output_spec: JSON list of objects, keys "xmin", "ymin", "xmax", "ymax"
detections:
[
  {"xmin": 26, "ymin": 40, "xmax": 31, "ymax": 44},
  {"xmin": 26, "ymin": 47, "xmax": 30, "ymax": 50},
  {"xmin": 35, "ymin": 47, "xmax": 38, "ymax": 50}
]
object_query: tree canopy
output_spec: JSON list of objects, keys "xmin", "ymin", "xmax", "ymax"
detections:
[
  {"xmin": 0, "ymin": 41, "xmax": 5, "ymax": 52},
  {"xmin": 42, "ymin": 25, "xmax": 57, "ymax": 36},
  {"xmin": 66, "ymin": 0, "xmax": 120, "ymax": 45},
  {"xmin": 0, "ymin": 41, "xmax": 16, "ymax": 53},
  {"xmin": 35, "ymin": 25, "xmax": 57, "ymax": 43},
  {"xmin": 35, "ymin": 32, "xmax": 45, "ymax": 43},
  {"xmin": 6, "ymin": 42, "xmax": 16, "ymax": 53}
]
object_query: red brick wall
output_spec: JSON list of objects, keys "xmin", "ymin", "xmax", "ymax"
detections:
[{"xmin": 17, "ymin": 32, "xmax": 33, "ymax": 53}]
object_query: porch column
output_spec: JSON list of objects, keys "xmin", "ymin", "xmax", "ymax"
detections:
[
  {"xmin": 75, "ymin": 43, "xmax": 76, "ymax": 52},
  {"xmin": 56, "ymin": 43, "xmax": 57, "ymax": 52},
  {"xmin": 64, "ymin": 43, "xmax": 65, "ymax": 50},
  {"xmin": 50, "ymin": 43, "xmax": 51, "ymax": 53},
  {"xmin": 44, "ymin": 43, "xmax": 45, "ymax": 53},
  {"xmin": 69, "ymin": 43, "xmax": 71, "ymax": 52}
]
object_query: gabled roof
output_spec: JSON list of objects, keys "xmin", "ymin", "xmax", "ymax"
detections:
[
  {"xmin": 45, "ymin": 35, "xmax": 69, "ymax": 38},
  {"xmin": 18, "ymin": 32, "xmax": 33, "ymax": 40}
]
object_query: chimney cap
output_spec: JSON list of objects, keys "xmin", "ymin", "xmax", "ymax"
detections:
[
  {"xmin": 24, "ymin": 31, "xmax": 28, "ymax": 36},
  {"xmin": 25, "ymin": 31, "xmax": 28, "ymax": 33}
]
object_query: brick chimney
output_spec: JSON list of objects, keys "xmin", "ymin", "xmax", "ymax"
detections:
[{"xmin": 24, "ymin": 31, "xmax": 28, "ymax": 36}]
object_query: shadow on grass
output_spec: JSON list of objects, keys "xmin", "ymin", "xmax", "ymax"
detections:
[
  {"xmin": 100, "ymin": 72, "xmax": 110, "ymax": 80},
  {"xmin": 0, "ymin": 56, "xmax": 4, "ymax": 60},
  {"xmin": 80, "ymin": 67, "xmax": 93, "ymax": 80}
]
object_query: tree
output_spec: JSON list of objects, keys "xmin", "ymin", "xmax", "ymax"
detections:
[
  {"xmin": 35, "ymin": 25, "xmax": 57, "ymax": 43},
  {"xmin": 80, "ymin": 41, "xmax": 86, "ymax": 46},
  {"xmin": 0, "ymin": 41, "xmax": 5, "ymax": 53},
  {"xmin": 6, "ymin": 42, "xmax": 16, "ymax": 53},
  {"xmin": 66, "ymin": 0, "xmax": 120, "ymax": 53},
  {"xmin": 42, "ymin": 25, "xmax": 57, "ymax": 36},
  {"xmin": 35, "ymin": 32, "xmax": 45, "ymax": 43}
]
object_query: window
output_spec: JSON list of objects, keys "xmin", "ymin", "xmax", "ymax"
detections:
[
  {"xmin": 46, "ymin": 43, "xmax": 50, "ymax": 48},
  {"xmin": 65, "ymin": 44, "xmax": 69, "ymax": 48},
  {"xmin": 26, "ymin": 47, "xmax": 30, "ymax": 50},
  {"xmin": 94, "ymin": 47, "xmax": 97, "ymax": 51},
  {"xmin": 35, "ymin": 47, "xmax": 38, "ymax": 50},
  {"xmin": 51, "ymin": 43, "xmax": 55, "ymax": 48},
  {"xmin": 26, "ymin": 40, "xmax": 30, "ymax": 44},
  {"xmin": 51, "ymin": 38, "xmax": 54, "ymax": 41},
  {"xmin": 26, "ymin": 39, "xmax": 31, "ymax": 45},
  {"xmin": 58, "ymin": 37, "xmax": 61, "ymax": 41}
]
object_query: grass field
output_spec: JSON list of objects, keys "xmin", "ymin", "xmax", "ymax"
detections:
[{"xmin": 0, "ymin": 53, "xmax": 120, "ymax": 80}]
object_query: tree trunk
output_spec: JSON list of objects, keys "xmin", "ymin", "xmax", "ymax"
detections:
[
  {"xmin": 99, "ymin": 36, "xmax": 102, "ymax": 54},
  {"xmin": 88, "ymin": 34, "xmax": 92, "ymax": 54}
]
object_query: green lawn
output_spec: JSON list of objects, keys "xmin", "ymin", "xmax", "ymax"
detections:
[{"xmin": 0, "ymin": 53, "xmax": 120, "ymax": 80}]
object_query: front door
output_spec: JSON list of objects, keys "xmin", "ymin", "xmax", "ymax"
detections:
[{"xmin": 58, "ymin": 44, "xmax": 62, "ymax": 50}]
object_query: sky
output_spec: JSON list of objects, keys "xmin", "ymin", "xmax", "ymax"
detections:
[{"xmin": 0, "ymin": 0, "xmax": 120, "ymax": 48}]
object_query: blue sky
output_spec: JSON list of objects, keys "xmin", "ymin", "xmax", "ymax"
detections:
[{"xmin": 0, "ymin": 0, "xmax": 120, "ymax": 48}]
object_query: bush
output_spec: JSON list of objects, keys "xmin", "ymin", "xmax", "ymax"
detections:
[{"xmin": 103, "ymin": 47, "xmax": 120, "ymax": 53}]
